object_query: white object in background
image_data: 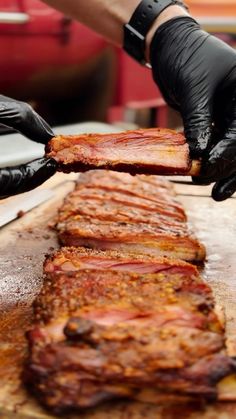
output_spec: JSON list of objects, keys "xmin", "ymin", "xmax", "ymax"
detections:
[
  {"xmin": 0, "ymin": 12, "xmax": 29, "ymax": 24},
  {"xmin": 54, "ymin": 122, "xmax": 121, "ymax": 136},
  {"xmin": 0, "ymin": 133, "xmax": 44, "ymax": 168},
  {"xmin": 198, "ymin": 17, "xmax": 236, "ymax": 33}
]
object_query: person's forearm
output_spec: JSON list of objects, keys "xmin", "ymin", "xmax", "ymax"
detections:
[
  {"xmin": 43, "ymin": 1, "xmax": 189, "ymax": 60},
  {"xmin": 43, "ymin": 0, "xmax": 139, "ymax": 46}
]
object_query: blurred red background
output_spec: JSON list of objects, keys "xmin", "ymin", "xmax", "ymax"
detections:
[{"xmin": 0, "ymin": 0, "xmax": 235, "ymax": 127}]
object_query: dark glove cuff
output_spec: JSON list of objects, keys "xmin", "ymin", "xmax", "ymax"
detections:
[{"xmin": 150, "ymin": 16, "xmax": 199, "ymax": 65}]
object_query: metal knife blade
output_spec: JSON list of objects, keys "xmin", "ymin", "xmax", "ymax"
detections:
[{"xmin": 0, "ymin": 189, "xmax": 54, "ymax": 228}]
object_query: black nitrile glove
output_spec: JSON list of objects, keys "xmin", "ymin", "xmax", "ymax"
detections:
[
  {"xmin": 150, "ymin": 16, "xmax": 236, "ymax": 201},
  {"xmin": 0, "ymin": 95, "xmax": 57, "ymax": 199}
]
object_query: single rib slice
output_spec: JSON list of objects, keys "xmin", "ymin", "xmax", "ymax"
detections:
[
  {"xmin": 58, "ymin": 170, "xmax": 187, "ymax": 222},
  {"xmin": 57, "ymin": 189, "xmax": 187, "ymax": 224},
  {"xmin": 26, "ymin": 268, "xmax": 233, "ymax": 412},
  {"xmin": 45, "ymin": 128, "xmax": 195, "ymax": 175},
  {"xmin": 62, "ymin": 187, "xmax": 186, "ymax": 222},
  {"xmin": 76, "ymin": 170, "xmax": 177, "ymax": 197},
  {"xmin": 44, "ymin": 246, "xmax": 199, "ymax": 276},
  {"xmin": 57, "ymin": 217, "xmax": 206, "ymax": 262}
]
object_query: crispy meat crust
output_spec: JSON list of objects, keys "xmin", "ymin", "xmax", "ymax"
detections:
[
  {"xmin": 35, "ymin": 269, "xmax": 217, "ymax": 327},
  {"xmin": 26, "ymin": 330, "xmax": 233, "ymax": 412},
  {"xmin": 45, "ymin": 128, "xmax": 192, "ymax": 175}
]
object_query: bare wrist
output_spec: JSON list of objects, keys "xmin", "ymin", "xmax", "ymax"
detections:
[{"xmin": 146, "ymin": 5, "xmax": 190, "ymax": 62}]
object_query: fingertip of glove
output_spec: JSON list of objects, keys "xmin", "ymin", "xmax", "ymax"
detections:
[
  {"xmin": 35, "ymin": 128, "xmax": 55, "ymax": 145},
  {"xmin": 45, "ymin": 157, "xmax": 57, "ymax": 167},
  {"xmin": 44, "ymin": 158, "xmax": 58, "ymax": 174},
  {"xmin": 212, "ymin": 182, "xmax": 236, "ymax": 202},
  {"xmin": 45, "ymin": 128, "xmax": 55, "ymax": 141},
  {"xmin": 211, "ymin": 188, "xmax": 228, "ymax": 202},
  {"xmin": 42, "ymin": 121, "xmax": 55, "ymax": 139}
]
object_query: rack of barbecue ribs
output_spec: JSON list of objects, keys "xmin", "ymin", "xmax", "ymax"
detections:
[
  {"xmin": 45, "ymin": 128, "xmax": 201, "ymax": 176},
  {"xmin": 26, "ymin": 249, "xmax": 234, "ymax": 412},
  {"xmin": 55, "ymin": 171, "xmax": 205, "ymax": 262},
  {"xmin": 25, "ymin": 171, "xmax": 236, "ymax": 413}
]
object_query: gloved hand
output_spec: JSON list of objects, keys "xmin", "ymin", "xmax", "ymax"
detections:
[
  {"xmin": 150, "ymin": 16, "xmax": 236, "ymax": 201},
  {"xmin": 0, "ymin": 95, "xmax": 57, "ymax": 199}
]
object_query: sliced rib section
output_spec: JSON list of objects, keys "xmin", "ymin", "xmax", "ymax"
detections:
[
  {"xmin": 45, "ymin": 128, "xmax": 198, "ymax": 175},
  {"xmin": 56, "ymin": 171, "xmax": 205, "ymax": 262},
  {"xmin": 58, "ymin": 218, "xmax": 205, "ymax": 262},
  {"xmin": 44, "ymin": 246, "xmax": 199, "ymax": 276},
  {"xmin": 58, "ymin": 187, "xmax": 186, "ymax": 222}
]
